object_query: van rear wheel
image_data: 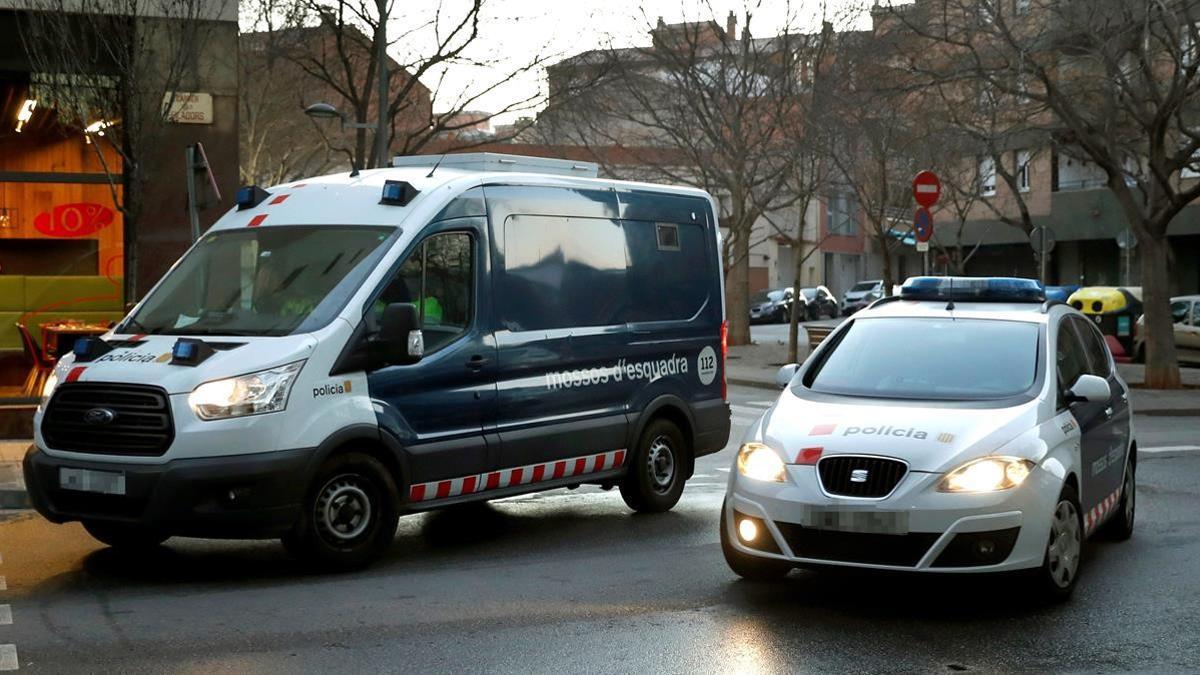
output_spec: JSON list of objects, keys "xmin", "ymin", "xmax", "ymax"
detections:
[
  {"xmin": 620, "ymin": 418, "xmax": 687, "ymax": 513},
  {"xmin": 286, "ymin": 452, "xmax": 399, "ymax": 571}
]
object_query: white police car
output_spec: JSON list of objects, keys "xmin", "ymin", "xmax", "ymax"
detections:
[{"xmin": 722, "ymin": 277, "xmax": 1135, "ymax": 599}]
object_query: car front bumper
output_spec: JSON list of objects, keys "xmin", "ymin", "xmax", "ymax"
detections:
[{"xmin": 724, "ymin": 462, "xmax": 1060, "ymax": 573}]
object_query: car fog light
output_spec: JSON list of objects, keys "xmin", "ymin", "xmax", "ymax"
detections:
[{"xmin": 737, "ymin": 518, "xmax": 759, "ymax": 543}]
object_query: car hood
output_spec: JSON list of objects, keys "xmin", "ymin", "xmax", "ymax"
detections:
[
  {"xmin": 756, "ymin": 387, "xmax": 1039, "ymax": 472},
  {"xmin": 52, "ymin": 333, "xmax": 318, "ymax": 395}
]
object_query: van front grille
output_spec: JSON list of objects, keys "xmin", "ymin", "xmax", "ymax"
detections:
[{"xmin": 42, "ymin": 383, "xmax": 174, "ymax": 456}]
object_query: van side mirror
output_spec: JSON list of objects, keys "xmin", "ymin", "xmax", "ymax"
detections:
[
  {"xmin": 775, "ymin": 363, "xmax": 800, "ymax": 389},
  {"xmin": 380, "ymin": 302, "xmax": 423, "ymax": 365},
  {"xmin": 1066, "ymin": 373, "xmax": 1110, "ymax": 404}
]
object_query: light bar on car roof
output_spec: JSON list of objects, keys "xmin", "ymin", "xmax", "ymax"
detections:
[{"xmin": 899, "ymin": 276, "xmax": 1045, "ymax": 302}]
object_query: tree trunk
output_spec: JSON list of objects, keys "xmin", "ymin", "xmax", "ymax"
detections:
[
  {"xmin": 1138, "ymin": 232, "xmax": 1182, "ymax": 389},
  {"xmin": 787, "ymin": 239, "xmax": 806, "ymax": 364},
  {"xmin": 876, "ymin": 229, "xmax": 895, "ymax": 296},
  {"xmin": 726, "ymin": 231, "xmax": 751, "ymax": 347}
]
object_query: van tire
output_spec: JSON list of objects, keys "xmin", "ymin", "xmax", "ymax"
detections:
[
  {"xmin": 620, "ymin": 418, "xmax": 687, "ymax": 513},
  {"xmin": 286, "ymin": 452, "xmax": 399, "ymax": 571},
  {"xmin": 82, "ymin": 521, "xmax": 169, "ymax": 549}
]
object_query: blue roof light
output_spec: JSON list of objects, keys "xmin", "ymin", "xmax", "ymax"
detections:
[
  {"xmin": 172, "ymin": 341, "xmax": 196, "ymax": 360},
  {"xmin": 236, "ymin": 185, "xmax": 271, "ymax": 211},
  {"xmin": 899, "ymin": 276, "xmax": 1045, "ymax": 303},
  {"xmin": 379, "ymin": 180, "xmax": 419, "ymax": 206}
]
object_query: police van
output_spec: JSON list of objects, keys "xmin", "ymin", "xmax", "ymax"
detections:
[
  {"xmin": 24, "ymin": 153, "xmax": 731, "ymax": 569},
  {"xmin": 723, "ymin": 277, "xmax": 1134, "ymax": 599}
]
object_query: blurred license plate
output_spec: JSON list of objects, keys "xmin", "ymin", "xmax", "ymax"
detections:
[
  {"xmin": 59, "ymin": 468, "xmax": 126, "ymax": 496},
  {"xmin": 806, "ymin": 508, "xmax": 907, "ymax": 534}
]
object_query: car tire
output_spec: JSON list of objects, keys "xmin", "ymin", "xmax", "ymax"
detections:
[
  {"xmin": 719, "ymin": 501, "xmax": 791, "ymax": 581},
  {"xmin": 82, "ymin": 521, "xmax": 169, "ymax": 549},
  {"xmin": 620, "ymin": 418, "xmax": 688, "ymax": 513},
  {"xmin": 1034, "ymin": 483, "xmax": 1084, "ymax": 602},
  {"xmin": 1100, "ymin": 455, "xmax": 1135, "ymax": 541},
  {"xmin": 286, "ymin": 451, "xmax": 400, "ymax": 571}
]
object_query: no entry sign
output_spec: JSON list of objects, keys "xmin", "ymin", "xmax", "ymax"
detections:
[
  {"xmin": 914, "ymin": 207, "xmax": 933, "ymax": 243},
  {"xmin": 912, "ymin": 170, "xmax": 941, "ymax": 208}
]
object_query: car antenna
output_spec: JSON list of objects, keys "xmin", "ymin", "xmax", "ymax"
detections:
[{"xmin": 426, "ymin": 154, "xmax": 446, "ymax": 178}]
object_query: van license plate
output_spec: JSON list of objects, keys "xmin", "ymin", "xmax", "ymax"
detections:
[
  {"xmin": 806, "ymin": 508, "xmax": 907, "ymax": 535},
  {"xmin": 59, "ymin": 468, "xmax": 126, "ymax": 496}
]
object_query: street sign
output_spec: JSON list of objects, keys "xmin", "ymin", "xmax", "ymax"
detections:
[
  {"xmin": 913, "ymin": 207, "xmax": 934, "ymax": 242},
  {"xmin": 1116, "ymin": 229, "xmax": 1137, "ymax": 250},
  {"xmin": 1029, "ymin": 226, "xmax": 1056, "ymax": 254},
  {"xmin": 916, "ymin": 240, "xmax": 930, "ymax": 252},
  {"xmin": 912, "ymin": 170, "xmax": 941, "ymax": 208}
]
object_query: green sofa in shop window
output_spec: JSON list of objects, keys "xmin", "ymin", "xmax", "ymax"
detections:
[{"xmin": 0, "ymin": 275, "xmax": 125, "ymax": 352}]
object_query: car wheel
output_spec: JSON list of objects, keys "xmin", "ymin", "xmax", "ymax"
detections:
[
  {"xmin": 82, "ymin": 521, "xmax": 169, "ymax": 549},
  {"xmin": 620, "ymin": 418, "xmax": 688, "ymax": 513},
  {"xmin": 1035, "ymin": 484, "xmax": 1083, "ymax": 601},
  {"xmin": 719, "ymin": 500, "xmax": 791, "ymax": 581},
  {"xmin": 1100, "ymin": 456, "xmax": 1135, "ymax": 541},
  {"xmin": 286, "ymin": 452, "xmax": 399, "ymax": 571}
]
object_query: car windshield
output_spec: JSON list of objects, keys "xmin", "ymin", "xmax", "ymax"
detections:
[
  {"xmin": 801, "ymin": 288, "xmax": 817, "ymax": 300},
  {"xmin": 752, "ymin": 289, "xmax": 786, "ymax": 303},
  {"xmin": 850, "ymin": 281, "xmax": 879, "ymax": 292},
  {"xmin": 802, "ymin": 317, "xmax": 1040, "ymax": 400},
  {"xmin": 121, "ymin": 225, "xmax": 396, "ymax": 336}
]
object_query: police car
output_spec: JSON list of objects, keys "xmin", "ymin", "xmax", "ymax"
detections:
[
  {"xmin": 24, "ymin": 153, "xmax": 731, "ymax": 570},
  {"xmin": 722, "ymin": 277, "xmax": 1135, "ymax": 599}
]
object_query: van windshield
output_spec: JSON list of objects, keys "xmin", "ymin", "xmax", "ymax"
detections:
[
  {"xmin": 801, "ymin": 317, "xmax": 1040, "ymax": 400},
  {"xmin": 121, "ymin": 225, "xmax": 396, "ymax": 337}
]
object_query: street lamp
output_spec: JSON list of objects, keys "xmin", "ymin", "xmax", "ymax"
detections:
[{"xmin": 304, "ymin": 102, "xmax": 379, "ymax": 177}]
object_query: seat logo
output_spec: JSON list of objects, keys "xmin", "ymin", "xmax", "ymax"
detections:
[
  {"xmin": 850, "ymin": 468, "xmax": 869, "ymax": 483},
  {"xmin": 83, "ymin": 408, "xmax": 116, "ymax": 425}
]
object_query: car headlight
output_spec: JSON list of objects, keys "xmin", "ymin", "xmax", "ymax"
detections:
[
  {"xmin": 39, "ymin": 370, "xmax": 59, "ymax": 412},
  {"xmin": 737, "ymin": 442, "xmax": 786, "ymax": 482},
  {"xmin": 939, "ymin": 456, "xmax": 1035, "ymax": 493},
  {"xmin": 188, "ymin": 361, "xmax": 304, "ymax": 421}
]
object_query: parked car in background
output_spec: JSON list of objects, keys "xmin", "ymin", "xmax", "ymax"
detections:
[
  {"xmin": 749, "ymin": 288, "xmax": 794, "ymax": 324},
  {"xmin": 799, "ymin": 286, "xmax": 839, "ymax": 320},
  {"xmin": 840, "ymin": 280, "xmax": 883, "ymax": 316},
  {"xmin": 1133, "ymin": 295, "xmax": 1200, "ymax": 364}
]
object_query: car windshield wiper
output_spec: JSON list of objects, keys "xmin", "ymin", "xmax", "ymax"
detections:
[{"xmin": 118, "ymin": 317, "xmax": 157, "ymax": 335}]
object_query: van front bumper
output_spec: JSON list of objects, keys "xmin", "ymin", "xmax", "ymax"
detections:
[{"xmin": 23, "ymin": 445, "xmax": 314, "ymax": 539}]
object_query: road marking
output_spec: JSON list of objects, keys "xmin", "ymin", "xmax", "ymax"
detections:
[
  {"xmin": 0, "ymin": 645, "xmax": 15, "ymax": 671},
  {"xmin": 1140, "ymin": 445, "xmax": 1200, "ymax": 454},
  {"xmin": 716, "ymin": 467, "xmax": 730, "ymax": 473},
  {"xmin": 732, "ymin": 417, "xmax": 759, "ymax": 427},
  {"xmin": 0, "ymin": 605, "xmax": 9, "ymax": 626},
  {"xmin": 747, "ymin": 400, "xmax": 775, "ymax": 407}
]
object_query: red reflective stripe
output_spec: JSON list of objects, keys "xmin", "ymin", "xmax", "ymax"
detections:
[
  {"xmin": 247, "ymin": 214, "xmax": 268, "ymax": 227},
  {"xmin": 268, "ymin": 194, "xmax": 289, "ymax": 205},
  {"xmin": 409, "ymin": 484, "xmax": 426, "ymax": 502},
  {"xmin": 532, "ymin": 464, "xmax": 546, "ymax": 482},
  {"xmin": 65, "ymin": 366, "xmax": 86, "ymax": 382},
  {"xmin": 574, "ymin": 458, "xmax": 587, "ymax": 475},
  {"xmin": 510, "ymin": 468, "xmax": 523, "ymax": 485},
  {"xmin": 462, "ymin": 475, "xmax": 477, "ymax": 494},
  {"xmin": 614, "ymin": 449, "xmax": 626, "ymax": 466},
  {"xmin": 130, "ymin": 333, "xmax": 145, "ymax": 342},
  {"xmin": 436, "ymin": 481, "xmax": 451, "ymax": 499},
  {"xmin": 486, "ymin": 472, "xmax": 501, "ymax": 490},
  {"xmin": 593, "ymin": 453, "xmax": 606, "ymax": 472},
  {"xmin": 553, "ymin": 461, "xmax": 566, "ymax": 479}
]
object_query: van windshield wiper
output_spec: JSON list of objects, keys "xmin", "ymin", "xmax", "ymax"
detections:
[{"xmin": 118, "ymin": 317, "xmax": 157, "ymax": 335}]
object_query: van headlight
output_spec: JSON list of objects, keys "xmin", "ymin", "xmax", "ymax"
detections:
[
  {"xmin": 188, "ymin": 361, "xmax": 304, "ymax": 421},
  {"xmin": 39, "ymin": 370, "xmax": 60, "ymax": 412},
  {"xmin": 737, "ymin": 442, "xmax": 787, "ymax": 482},
  {"xmin": 939, "ymin": 456, "xmax": 1035, "ymax": 493}
]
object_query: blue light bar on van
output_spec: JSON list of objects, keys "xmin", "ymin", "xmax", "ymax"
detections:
[
  {"xmin": 236, "ymin": 185, "xmax": 271, "ymax": 210},
  {"xmin": 899, "ymin": 277, "xmax": 1045, "ymax": 302},
  {"xmin": 379, "ymin": 180, "xmax": 419, "ymax": 206},
  {"xmin": 72, "ymin": 336, "xmax": 114, "ymax": 362}
]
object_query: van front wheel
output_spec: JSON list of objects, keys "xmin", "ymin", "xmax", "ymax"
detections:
[
  {"xmin": 286, "ymin": 452, "xmax": 399, "ymax": 571},
  {"xmin": 620, "ymin": 418, "xmax": 688, "ymax": 513}
]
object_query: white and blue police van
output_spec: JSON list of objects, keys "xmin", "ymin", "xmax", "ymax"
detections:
[
  {"xmin": 24, "ymin": 153, "xmax": 732, "ymax": 569},
  {"xmin": 723, "ymin": 277, "xmax": 1135, "ymax": 599}
]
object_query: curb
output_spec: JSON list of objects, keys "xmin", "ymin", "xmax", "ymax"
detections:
[
  {"xmin": 0, "ymin": 488, "xmax": 29, "ymax": 510},
  {"xmin": 728, "ymin": 377, "xmax": 779, "ymax": 391}
]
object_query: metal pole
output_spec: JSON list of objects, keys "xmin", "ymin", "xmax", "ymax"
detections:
[
  {"xmin": 375, "ymin": 0, "xmax": 390, "ymax": 169},
  {"xmin": 1039, "ymin": 228, "xmax": 1047, "ymax": 285},
  {"xmin": 185, "ymin": 145, "xmax": 200, "ymax": 243}
]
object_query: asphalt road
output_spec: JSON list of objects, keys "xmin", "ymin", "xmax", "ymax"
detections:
[{"xmin": 1, "ymin": 385, "xmax": 1198, "ymax": 672}]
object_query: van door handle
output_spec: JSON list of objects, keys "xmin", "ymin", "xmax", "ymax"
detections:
[{"xmin": 466, "ymin": 355, "xmax": 489, "ymax": 370}]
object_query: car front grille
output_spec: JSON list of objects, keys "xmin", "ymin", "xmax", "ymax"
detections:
[
  {"xmin": 775, "ymin": 522, "xmax": 939, "ymax": 567},
  {"xmin": 42, "ymin": 383, "xmax": 174, "ymax": 456},
  {"xmin": 817, "ymin": 455, "xmax": 907, "ymax": 499}
]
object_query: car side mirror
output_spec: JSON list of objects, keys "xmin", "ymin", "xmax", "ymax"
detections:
[
  {"xmin": 1066, "ymin": 373, "xmax": 1110, "ymax": 404},
  {"xmin": 380, "ymin": 302, "xmax": 423, "ymax": 365},
  {"xmin": 775, "ymin": 363, "xmax": 800, "ymax": 389}
]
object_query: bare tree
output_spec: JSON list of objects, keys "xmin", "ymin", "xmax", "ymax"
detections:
[
  {"xmin": 535, "ymin": 6, "xmax": 823, "ymax": 346},
  {"xmin": 18, "ymin": 0, "xmax": 230, "ymax": 300},
  {"xmin": 885, "ymin": 0, "xmax": 1200, "ymax": 388}
]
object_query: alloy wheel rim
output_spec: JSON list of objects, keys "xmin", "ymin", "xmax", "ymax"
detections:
[
  {"xmin": 1046, "ymin": 500, "xmax": 1081, "ymax": 588},
  {"xmin": 646, "ymin": 435, "xmax": 676, "ymax": 492},
  {"xmin": 315, "ymin": 475, "xmax": 373, "ymax": 543}
]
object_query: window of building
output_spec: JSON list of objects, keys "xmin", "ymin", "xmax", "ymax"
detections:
[
  {"xmin": 1016, "ymin": 150, "xmax": 1032, "ymax": 192},
  {"xmin": 979, "ymin": 156, "xmax": 997, "ymax": 196},
  {"xmin": 1014, "ymin": 0, "xmax": 1032, "ymax": 16},
  {"xmin": 826, "ymin": 192, "xmax": 857, "ymax": 235}
]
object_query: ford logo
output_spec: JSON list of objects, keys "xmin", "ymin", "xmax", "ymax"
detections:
[{"xmin": 83, "ymin": 408, "xmax": 117, "ymax": 426}]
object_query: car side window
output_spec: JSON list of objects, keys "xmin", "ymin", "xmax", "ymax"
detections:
[
  {"xmin": 373, "ymin": 232, "xmax": 473, "ymax": 354},
  {"xmin": 1056, "ymin": 320, "xmax": 1090, "ymax": 408},
  {"xmin": 1171, "ymin": 301, "xmax": 1190, "ymax": 324},
  {"xmin": 1193, "ymin": 302, "xmax": 1200, "ymax": 327},
  {"xmin": 1070, "ymin": 317, "xmax": 1111, "ymax": 377}
]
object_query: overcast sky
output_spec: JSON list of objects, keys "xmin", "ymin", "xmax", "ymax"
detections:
[{"xmin": 242, "ymin": 1, "xmax": 870, "ymax": 125}]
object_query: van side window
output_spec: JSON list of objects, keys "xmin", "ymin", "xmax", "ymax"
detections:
[
  {"xmin": 375, "ymin": 232, "xmax": 473, "ymax": 353},
  {"xmin": 624, "ymin": 220, "xmax": 711, "ymax": 322}
]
